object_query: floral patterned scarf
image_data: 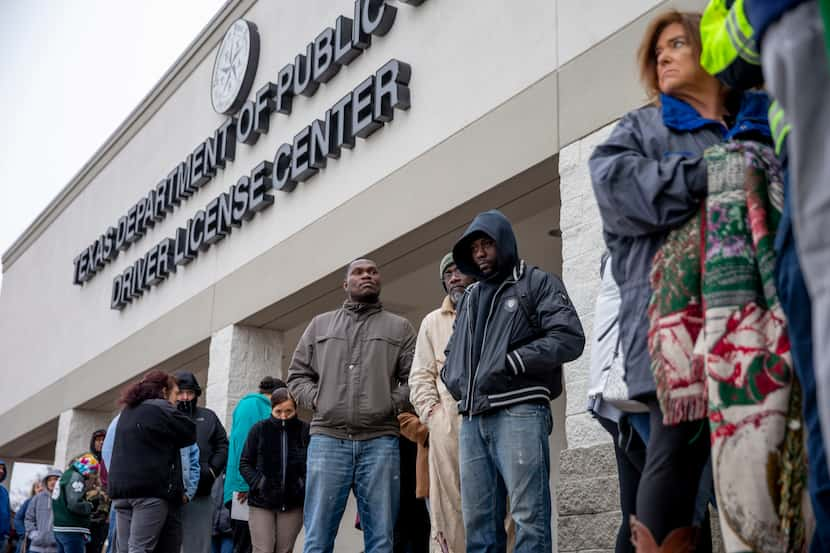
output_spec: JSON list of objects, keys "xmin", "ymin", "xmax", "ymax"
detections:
[{"xmin": 648, "ymin": 141, "xmax": 808, "ymax": 552}]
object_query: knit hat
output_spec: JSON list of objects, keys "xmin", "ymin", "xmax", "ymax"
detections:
[
  {"xmin": 259, "ymin": 376, "xmax": 286, "ymax": 393},
  {"xmin": 439, "ymin": 252, "xmax": 454, "ymax": 292},
  {"xmin": 72, "ymin": 453, "xmax": 100, "ymax": 476}
]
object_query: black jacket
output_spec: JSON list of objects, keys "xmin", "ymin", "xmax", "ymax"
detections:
[
  {"xmin": 108, "ymin": 399, "xmax": 197, "ymax": 501},
  {"xmin": 191, "ymin": 407, "xmax": 229, "ymax": 496},
  {"xmin": 239, "ymin": 416, "xmax": 310, "ymax": 511},
  {"xmin": 175, "ymin": 372, "xmax": 230, "ymax": 497},
  {"xmin": 441, "ymin": 210, "xmax": 585, "ymax": 416}
]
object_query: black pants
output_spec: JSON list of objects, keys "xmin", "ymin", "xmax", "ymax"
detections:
[
  {"xmin": 86, "ymin": 520, "xmax": 109, "ymax": 553},
  {"xmin": 230, "ymin": 518, "xmax": 251, "ymax": 553},
  {"xmin": 636, "ymin": 398, "xmax": 710, "ymax": 544},
  {"xmin": 394, "ymin": 437, "xmax": 430, "ymax": 553},
  {"xmin": 153, "ymin": 502, "xmax": 182, "ymax": 553},
  {"xmin": 596, "ymin": 415, "xmax": 646, "ymax": 553}
]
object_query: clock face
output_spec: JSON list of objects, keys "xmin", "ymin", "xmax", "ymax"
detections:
[{"xmin": 211, "ymin": 19, "xmax": 260, "ymax": 115}]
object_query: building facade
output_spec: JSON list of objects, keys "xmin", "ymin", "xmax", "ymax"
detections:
[{"xmin": 0, "ymin": 1, "xmax": 705, "ymax": 550}]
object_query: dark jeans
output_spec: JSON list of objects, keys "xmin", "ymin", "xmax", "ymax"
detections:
[
  {"xmin": 211, "ymin": 536, "xmax": 232, "ymax": 553},
  {"xmin": 303, "ymin": 435, "xmax": 400, "ymax": 553},
  {"xmin": 460, "ymin": 402, "xmax": 553, "ymax": 553},
  {"xmin": 775, "ymin": 167, "xmax": 830, "ymax": 553},
  {"xmin": 54, "ymin": 533, "xmax": 86, "ymax": 553},
  {"xmin": 636, "ymin": 399, "xmax": 710, "ymax": 544},
  {"xmin": 595, "ymin": 415, "xmax": 645, "ymax": 553}
]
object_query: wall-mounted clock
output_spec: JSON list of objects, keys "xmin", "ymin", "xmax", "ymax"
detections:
[{"xmin": 211, "ymin": 19, "xmax": 260, "ymax": 115}]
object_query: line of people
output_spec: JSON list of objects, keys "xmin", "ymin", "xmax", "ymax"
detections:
[
  {"xmin": 14, "ymin": 15, "xmax": 830, "ymax": 545},
  {"xmin": 35, "ymin": 207, "xmax": 580, "ymax": 553}
]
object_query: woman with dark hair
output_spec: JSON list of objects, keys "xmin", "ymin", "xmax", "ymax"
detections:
[
  {"xmin": 239, "ymin": 388, "xmax": 308, "ymax": 553},
  {"xmin": 107, "ymin": 370, "xmax": 196, "ymax": 553},
  {"xmin": 589, "ymin": 10, "xmax": 771, "ymax": 551}
]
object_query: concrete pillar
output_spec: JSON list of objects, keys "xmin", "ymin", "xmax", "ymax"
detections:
[
  {"xmin": 205, "ymin": 324, "xmax": 285, "ymax": 430},
  {"xmin": 559, "ymin": 122, "xmax": 616, "ymax": 450},
  {"xmin": 53, "ymin": 408, "xmax": 112, "ymax": 469}
]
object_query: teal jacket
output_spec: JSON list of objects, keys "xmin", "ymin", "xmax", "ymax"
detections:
[{"xmin": 223, "ymin": 393, "xmax": 271, "ymax": 503}]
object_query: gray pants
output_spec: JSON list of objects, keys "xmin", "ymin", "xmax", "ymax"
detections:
[
  {"xmin": 248, "ymin": 506, "xmax": 303, "ymax": 553},
  {"xmin": 114, "ymin": 498, "xmax": 169, "ymax": 553},
  {"xmin": 180, "ymin": 495, "xmax": 213, "ymax": 553},
  {"xmin": 763, "ymin": 0, "xmax": 830, "ymax": 476}
]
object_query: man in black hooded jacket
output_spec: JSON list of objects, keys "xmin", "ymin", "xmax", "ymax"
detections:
[
  {"xmin": 441, "ymin": 209, "xmax": 585, "ymax": 553},
  {"xmin": 174, "ymin": 372, "xmax": 229, "ymax": 553}
]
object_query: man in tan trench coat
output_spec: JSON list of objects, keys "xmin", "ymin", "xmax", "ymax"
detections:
[{"xmin": 410, "ymin": 253, "xmax": 515, "ymax": 553}]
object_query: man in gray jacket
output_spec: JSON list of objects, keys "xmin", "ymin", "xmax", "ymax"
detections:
[
  {"xmin": 25, "ymin": 470, "xmax": 62, "ymax": 553},
  {"xmin": 288, "ymin": 258, "xmax": 416, "ymax": 553}
]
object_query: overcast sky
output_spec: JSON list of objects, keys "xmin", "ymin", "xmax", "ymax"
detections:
[{"xmin": 0, "ymin": 0, "xmax": 226, "ymax": 287}]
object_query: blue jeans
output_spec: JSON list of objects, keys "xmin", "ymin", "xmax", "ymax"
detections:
[
  {"xmin": 55, "ymin": 533, "xmax": 86, "ymax": 553},
  {"xmin": 211, "ymin": 536, "xmax": 233, "ymax": 553},
  {"xmin": 460, "ymin": 402, "xmax": 553, "ymax": 553},
  {"xmin": 775, "ymin": 166, "xmax": 830, "ymax": 553},
  {"xmin": 302, "ymin": 435, "xmax": 400, "ymax": 553}
]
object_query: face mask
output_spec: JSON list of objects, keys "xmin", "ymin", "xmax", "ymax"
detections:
[{"xmin": 177, "ymin": 398, "xmax": 197, "ymax": 416}]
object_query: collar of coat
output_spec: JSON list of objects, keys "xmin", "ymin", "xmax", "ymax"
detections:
[
  {"xmin": 660, "ymin": 91, "xmax": 771, "ymax": 141},
  {"xmin": 440, "ymin": 295, "xmax": 456, "ymax": 314},
  {"xmin": 342, "ymin": 300, "xmax": 382, "ymax": 315}
]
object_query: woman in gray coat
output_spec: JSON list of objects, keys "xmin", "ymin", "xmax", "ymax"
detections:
[
  {"xmin": 589, "ymin": 9, "xmax": 770, "ymax": 551},
  {"xmin": 25, "ymin": 470, "xmax": 63, "ymax": 553}
]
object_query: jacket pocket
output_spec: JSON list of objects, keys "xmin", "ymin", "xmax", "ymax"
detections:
[
  {"xmin": 358, "ymin": 335, "xmax": 401, "ymax": 425},
  {"xmin": 476, "ymin": 315, "xmax": 516, "ymax": 396},
  {"xmin": 312, "ymin": 335, "xmax": 349, "ymax": 427}
]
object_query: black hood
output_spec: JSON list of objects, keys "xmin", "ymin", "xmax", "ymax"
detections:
[
  {"xmin": 174, "ymin": 371, "xmax": 202, "ymax": 397},
  {"xmin": 90, "ymin": 429, "xmax": 106, "ymax": 460},
  {"xmin": 452, "ymin": 209, "xmax": 518, "ymax": 282},
  {"xmin": 175, "ymin": 371, "xmax": 202, "ymax": 417}
]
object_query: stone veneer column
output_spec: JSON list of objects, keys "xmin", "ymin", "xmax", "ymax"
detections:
[
  {"xmin": 53, "ymin": 408, "xmax": 112, "ymax": 469},
  {"xmin": 205, "ymin": 325, "xmax": 285, "ymax": 430},
  {"xmin": 557, "ymin": 122, "xmax": 620, "ymax": 553},
  {"xmin": 559, "ymin": 122, "xmax": 617, "ymax": 450}
]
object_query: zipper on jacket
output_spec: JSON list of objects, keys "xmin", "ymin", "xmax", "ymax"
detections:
[
  {"xmin": 281, "ymin": 419, "xmax": 287, "ymax": 512},
  {"xmin": 464, "ymin": 291, "xmax": 474, "ymax": 418},
  {"xmin": 466, "ymin": 278, "xmax": 514, "ymax": 419}
]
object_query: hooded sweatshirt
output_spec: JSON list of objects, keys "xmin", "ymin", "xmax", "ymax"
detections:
[
  {"xmin": 174, "ymin": 371, "xmax": 229, "ymax": 497},
  {"xmin": 25, "ymin": 471, "xmax": 62, "ymax": 553},
  {"xmin": 452, "ymin": 209, "xmax": 520, "ymax": 372},
  {"xmin": 442, "ymin": 210, "xmax": 585, "ymax": 415},
  {"xmin": 87, "ymin": 430, "xmax": 110, "ymax": 522},
  {"xmin": 224, "ymin": 393, "xmax": 272, "ymax": 503}
]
